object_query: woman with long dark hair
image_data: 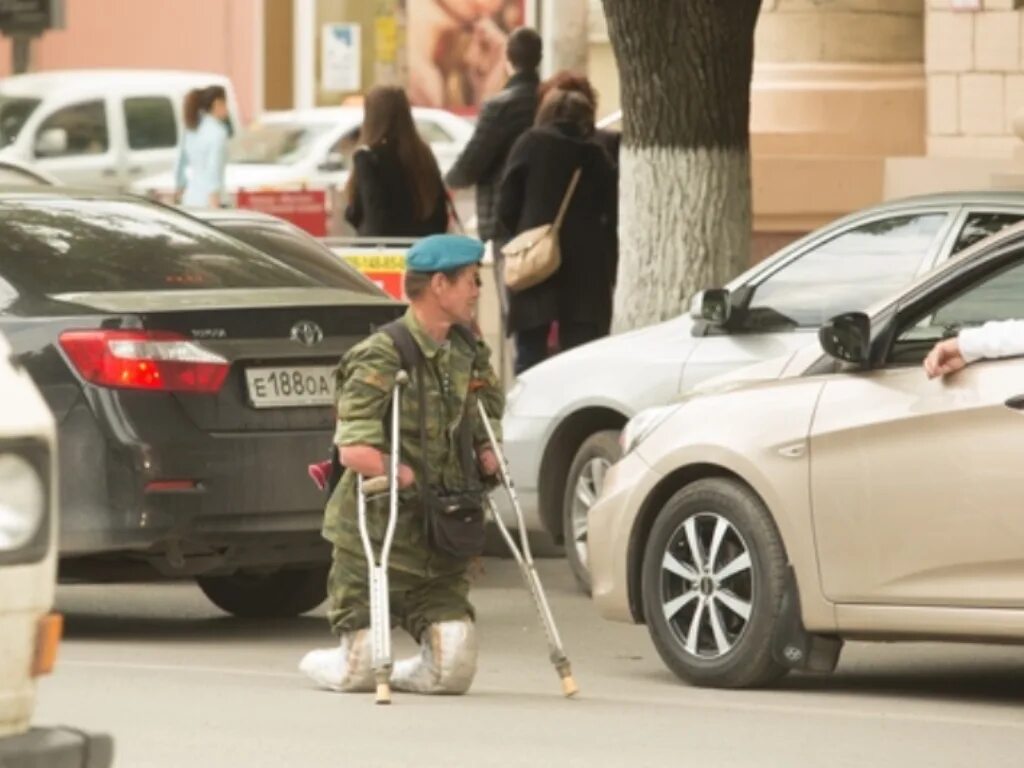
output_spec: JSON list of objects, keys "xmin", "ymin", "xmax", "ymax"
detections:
[
  {"xmin": 344, "ymin": 86, "xmax": 448, "ymax": 237},
  {"xmin": 174, "ymin": 85, "xmax": 231, "ymax": 208}
]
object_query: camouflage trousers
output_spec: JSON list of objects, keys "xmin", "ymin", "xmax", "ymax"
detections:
[{"xmin": 326, "ymin": 500, "xmax": 474, "ymax": 642}]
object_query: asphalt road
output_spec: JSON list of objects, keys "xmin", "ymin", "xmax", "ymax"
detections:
[{"xmin": 35, "ymin": 558, "xmax": 1024, "ymax": 768}]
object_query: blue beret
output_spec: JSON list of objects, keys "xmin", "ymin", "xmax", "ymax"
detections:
[{"xmin": 406, "ymin": 234, "xmax": 484, "ymax": 273}]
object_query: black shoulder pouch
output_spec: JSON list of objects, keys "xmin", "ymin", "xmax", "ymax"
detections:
[{"xmin": 414, "ymin": 332, "xmax": 487, "ymax": 560}]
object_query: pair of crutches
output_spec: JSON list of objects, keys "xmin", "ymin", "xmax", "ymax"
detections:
[{"xmin": 355, "ymin": 370, "xmax": 578, "ymax": 705}]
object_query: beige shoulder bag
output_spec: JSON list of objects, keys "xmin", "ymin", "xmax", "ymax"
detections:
[{"xmin": 501, "ymin": 168, "xmax": 582, "ymax": 293}]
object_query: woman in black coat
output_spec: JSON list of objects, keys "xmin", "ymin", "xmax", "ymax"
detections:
[
  {"xmin": 344, "ymin": 85, "xmax": 448, "ymax": 238},
  {"xmin": 498, "ymin": 89, "xmax": 618, "ymax": 374}
]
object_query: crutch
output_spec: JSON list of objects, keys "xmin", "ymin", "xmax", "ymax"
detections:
[
  {"xmin": 475, "ymin": 399, "xmax": 579, "ymax": 698},
  {"xmin": 357, "ymin": 369, "xmax": 409, "ymax": 705}
]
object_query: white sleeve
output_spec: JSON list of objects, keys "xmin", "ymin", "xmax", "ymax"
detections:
[{"xmin": 958, "ymin": 319, "xmax": 1024, "ymax": 363}]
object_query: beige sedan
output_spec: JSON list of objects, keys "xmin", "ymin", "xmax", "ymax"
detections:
[{"xmin": 589, "ymin": 222, "xmax": 1024, "ymax": 688}]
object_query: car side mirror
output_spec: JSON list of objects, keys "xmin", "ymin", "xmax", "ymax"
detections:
[
  {"xmin": 34, "ymin": 128, "xmax": 67, "ymax": 158},
  {"xmin": 819, "ymin": 312, "xmax": 871, "ymax": 368},
  {"xmin": 690, "ymin": 288, "xmax": 731, "ymax": 325},
  {"xmin": 318, "ymin": 152, "xmax": 347, "ymax": 172}
]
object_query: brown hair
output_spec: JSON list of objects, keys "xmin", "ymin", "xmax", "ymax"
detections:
[
  {"xmin": 535, "ymin": 89, "xmax": 595, "ymax": 136},
  {"xmin": 403, "ymin": 266, "xmax": 473, "ymax": 300},
  {"xmin": 184, "ymin": 85, "xmax": 228, "ymax": 130},
  {"xmin": 538, "ymin": 71, "xmax": 597, "ymax": 111},
  {"xmin": 344, "ymin": 86, "xmax": 443, "ymax": 222}
]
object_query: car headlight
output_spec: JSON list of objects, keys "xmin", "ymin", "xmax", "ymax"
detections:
[
  {"xmin": 0, "ymin": 453, "xmax": 46, "ymax": 551},
  {"xmin": 620, "ymin": 405, "xmax": 678, "ymax": 455}
]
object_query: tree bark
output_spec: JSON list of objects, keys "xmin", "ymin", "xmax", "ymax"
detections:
[{"xmin": 601, "ymin": 0, "xmax": 762, "ymax": 333}]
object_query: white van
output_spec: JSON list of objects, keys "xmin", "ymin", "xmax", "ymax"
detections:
[
  {"xmin": 0, "ymin": 332, "xmax": 112, "ymax": 765},
  {"xmin": 0, "ymin": 69, "xmax": 240, "ymax": 190}
]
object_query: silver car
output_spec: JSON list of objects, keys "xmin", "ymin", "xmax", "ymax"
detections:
[{"xmin": 499, "ymin": 192, "xmax": 1024, "ymax": 590}]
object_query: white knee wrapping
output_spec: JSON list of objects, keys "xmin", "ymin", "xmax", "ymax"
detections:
[
  {"xmin": 390, "ymin": 620, "xmax": 478, "ymax": 695},
  {"xmin": 299, "ymin": 629, "xmax": 374, "ymax": 692}
]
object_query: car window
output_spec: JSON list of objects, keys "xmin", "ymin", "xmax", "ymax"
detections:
[
  {"xmin": 0, "ymin": 196, "xmax": 317, "ymax": 294},
  {"xmin": 415, "ymin": 119, "xmax": 453, "ymax": 144},
  {"xmin": 212, "ymin": 220, "xmax": 385, "ymax": 295},
  {"xmin": 0, "ymin": 96, "xmax": 40, "ymax": 147},
  {"xmin": 741, "ymin": 213, "xmax": 947, "ymax": 331},
  {"xmin": 891, "ymin": 253, "xmax": 1024, "ymax": 365},
  {"xmin": 124, "ymin": 96, "xmax": 177, "ymax": 150},
  {"xmin": 34, "ymin": 101, "xmax": 109, "ymax": 158},
  {"xmin": 951, "ymin": 212, "xmax": 1024, "ymax": 255},
  {"xmin": 230, "ymin": 122, "xmax": 334, "ymax": 165}
]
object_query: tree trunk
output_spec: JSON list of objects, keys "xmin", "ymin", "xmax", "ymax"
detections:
[{"xmin": 602, "ymin": 0, "xmax": 762, "ymax": 333}]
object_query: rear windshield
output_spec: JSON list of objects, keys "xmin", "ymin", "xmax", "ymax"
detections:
[
  {"xmin": 0, "ymin": 196, "xmax": 318, "ymax": 294},
  {"xmin": 211, "ymin": 219, "xmax": 384, "ymax": 295}
]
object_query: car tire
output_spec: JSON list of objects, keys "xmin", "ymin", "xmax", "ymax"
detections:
[
  {"xmin": 197, "ymin": 566, "xmax": 328, "ymax": 618},
  {"xmin": 562, "ymin": 430, "xmax": 622, "ymax": 594},
  {"xmin": 641, "ymin": 478, "xmax": 788, "ymax": 688}
]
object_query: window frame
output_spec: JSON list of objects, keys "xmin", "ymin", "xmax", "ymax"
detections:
[
  {"xmin": 33, "ymin": 98, "xmax": 111, "ymax": 160},
  {"xmin": 122, "ymin": 95, "xmax": 178, "ymax": 151},
  {"xmin": 733, "ymin": 208, "xmax": 953, "ymax": 333},
  {"xmin": 883, "ymin": 238, "xmax": 1024, "ymax": 369}
]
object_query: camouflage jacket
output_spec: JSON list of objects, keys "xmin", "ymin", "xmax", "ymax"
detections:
[{"xmin": 322, "ymin": 308, "xmax": 504, "ymax": 546}]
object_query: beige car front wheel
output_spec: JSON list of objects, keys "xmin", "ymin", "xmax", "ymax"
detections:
[{"xmin": 641, "ymin": 478, "xmax": 788, "ymax": 688}]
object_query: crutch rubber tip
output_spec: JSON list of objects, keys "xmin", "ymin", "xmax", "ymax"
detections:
[
  {"xmin": 375, "ymin": 682, "xmax": 392, "ymax": 705},
  {"xmin": 560, "ymin": 675, "xmax": 579, "ymax": 698}
]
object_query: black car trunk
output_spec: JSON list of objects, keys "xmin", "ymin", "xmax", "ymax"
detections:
[{"xmin": 52, "ymin": 287, "xmax": 404, "ymax": 432}]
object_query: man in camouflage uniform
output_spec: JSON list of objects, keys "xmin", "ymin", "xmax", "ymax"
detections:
[{"xmin": 300, "ymin": 234, "xmax": 504, "ymax": 695}]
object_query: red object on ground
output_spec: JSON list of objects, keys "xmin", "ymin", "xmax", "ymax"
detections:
[{"xmin": 236, "ymin": 189, "xmax": 329, "ymax": 237}]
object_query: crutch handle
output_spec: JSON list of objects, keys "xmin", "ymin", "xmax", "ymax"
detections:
[{"xmin": 362, "ymin": 475, "xmax": 391, "ymax": 495}]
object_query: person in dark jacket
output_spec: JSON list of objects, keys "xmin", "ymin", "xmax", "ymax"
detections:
[
  {"xmin": 498, "ymin": 89, "xmax": 618, "ymax": 374},
  {"xmin": 445, "ymin": 26, "xmax": 542, "ymax": 244},
  {"xmin": 344, "ymin": 85, "xmax": 448, "ymax": 238},
  {"xmin": 537, "ymin": 71, "xmax": 621, "ymax": 171}
]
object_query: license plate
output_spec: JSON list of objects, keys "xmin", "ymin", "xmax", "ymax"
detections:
[{"xmin": 244, "ymin": 366, "xmax": 335, "ymax": 409}]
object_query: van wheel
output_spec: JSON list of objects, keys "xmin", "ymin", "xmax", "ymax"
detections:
[
  {"xmin": 197, "ymin": 567, "xmax": 327, "ymax": 618},
  {"xmin": 641, "ymin": 478, "xmax": 788, "ymax": 688},
  {"xmin": 562, "ymin": 430, "xmax": 622, "ymax": 594}
]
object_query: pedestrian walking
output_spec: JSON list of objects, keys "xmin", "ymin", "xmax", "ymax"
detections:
[
  {"xmin": 537, "ymin": 70, "xmax": 621, "ymax": 170},
  {"xmin": 498, "ymin": 89, "xmax": 618, "ymax": 374},
  {"xmin": 300, "ymin": 234, "xmax": 505, "ymax": 696},
  {"xmin": 174, "ymin": 85, "xmax": 231, "ymax": 209},
  {"xmin": 444, "ymin": 26, "xmax": 542, "ymax": 244},
  {"xmin": 343, "ymin": 85, "xmax": 449, "ymax": 238}
]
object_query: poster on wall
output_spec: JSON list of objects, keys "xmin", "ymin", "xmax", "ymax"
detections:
[
  {"xmin": 322, "ymin": 23, "xmax": 362, "ymax": 92},
  {"xmin": 406, "ymin": 0, "xmax": 526, "ymax": 114}
]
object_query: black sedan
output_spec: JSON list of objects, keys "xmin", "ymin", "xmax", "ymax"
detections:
[{"xmin": 0, "ymin": 188, "xmax": 403, "ymax": 616}]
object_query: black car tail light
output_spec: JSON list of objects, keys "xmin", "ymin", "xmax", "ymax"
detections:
[{"xmin": 58, "ymin": 330, "xmax": 230, "ymax": 393}]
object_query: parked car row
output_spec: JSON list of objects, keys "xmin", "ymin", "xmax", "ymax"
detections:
[
  {"xmin": 589, "ymin": 218, "xmax": 1024, "ymax": 688},
  {"xmin": 0, "ymin": 67, "xmax": 474, "ymax": 205},
  {"xmin": 497, "ymin": 192, "xmax": 1024, "ymax": 594}
]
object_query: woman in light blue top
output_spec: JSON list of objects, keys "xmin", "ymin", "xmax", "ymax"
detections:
[{"xmin": 175, "ymin": 85, "xmax": 230, "ymax": 208}]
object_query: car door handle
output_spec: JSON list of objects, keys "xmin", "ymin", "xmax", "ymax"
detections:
[
  {"xmin": 101, "ymin": 168, "xmax": 117, "ymax": 178},
  {"xmin": 1004, "ymin": 395, "xmax": 1024, "ymax": 410},
  {"xmin": 128, "ymin": 166, "xmax": 144, "ymax": 175}
]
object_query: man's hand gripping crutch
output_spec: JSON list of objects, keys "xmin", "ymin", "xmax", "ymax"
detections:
[
  {"xmin": 357, "ymin": 369, "xmax": 409, "ymax": 705},
  {"xmin": 474, "ymin": 396, "xmax": 579, "ymax": 698}
]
